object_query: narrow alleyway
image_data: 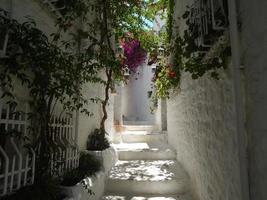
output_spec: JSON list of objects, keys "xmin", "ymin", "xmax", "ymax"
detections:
[
  {"xmin": 102, "ymin": 125, "xmax": 193, "ymax": 200},
  {"xmin": 1, "ymin": 0, "xmax": 267, "ymax": 200}
]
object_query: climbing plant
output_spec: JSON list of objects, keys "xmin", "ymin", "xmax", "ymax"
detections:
[
  {"xmin": 0, "ymin": 7, "xmax": 100, "ymax": 181},
  {"xmin": 60, "ymin": 0, "xmax": 167, "ymax": 130},
  {"xmin": 1, "ymin": 0, "xmax": 192, "ymax": 153},
  {"xmin": 153, "ymin": 3, "xmax": 231, "ymax": 99},
  {"xmin": 45, "ymin": 0, "xmax": 168, "ymax": 150}
]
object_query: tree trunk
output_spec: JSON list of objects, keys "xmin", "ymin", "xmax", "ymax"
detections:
[{"xmin": 100, "ymin": 67, "xmax": 112, "ymax": 131}]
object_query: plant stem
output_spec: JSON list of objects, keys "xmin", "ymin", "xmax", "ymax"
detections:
[
  {"xmin": 99, "ymin": 0, "xmax": 115, "ymax": 132},
  {"xmin": 100, "ymin": 67, "xmax": 112, "ymax": 130}
]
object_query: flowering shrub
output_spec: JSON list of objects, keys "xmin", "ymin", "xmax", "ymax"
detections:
[
  {"xmin": 154, "ymin": 63, "xmax": 180, "ymax": 98},
  {"xmin": 121, "ymin": 38, "xmax": 147, "ymax": 72}
]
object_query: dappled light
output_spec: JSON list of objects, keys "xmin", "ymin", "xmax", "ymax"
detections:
[
  {"xmin": 1, "ymin": 0, "xmax": 264, "ymax": 199},
  {"xmin": 113, "ymin": 143, "xmax": 153, "ymax": 151},
  {"xmin": 109, "ymin": 160, "xmax": 175, "ymax": 181},
  {"xmin": 104, "ymin": 196, "xmax": 179, "ymax": 200}
]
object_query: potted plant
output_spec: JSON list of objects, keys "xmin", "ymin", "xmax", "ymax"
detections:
[
  {"xmin": 86, "ymin": 129, "xmax": 117, "ymax": 174},
  {"xmin": 60, "ymin": 152, "xmax": 105, "ymax": 200}
]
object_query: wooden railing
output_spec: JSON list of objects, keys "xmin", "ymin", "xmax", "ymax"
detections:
[{"xmin": 0, "ymin": 101, "xmax": 35, "ymax": 196}]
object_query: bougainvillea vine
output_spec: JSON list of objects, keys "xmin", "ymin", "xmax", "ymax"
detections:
[{"xmin": 121, "ymin": 38, "xmax": 147, "ymax": 73}]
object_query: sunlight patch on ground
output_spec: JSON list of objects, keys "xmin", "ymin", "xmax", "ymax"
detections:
[
  {"xmin": 112, "ymin": 142, "xmax": 160, "ymax": 152},
  {"xmin": 113, "ymin": 143, "xmax": 150, "ymax": 150},
  {"xmin": 123, "ymin": 131, "xmax": 151, "ymax": 135},
  {"xmin": 109, "ymin": 160, "xmax": 176, "ymax": 181},
  {"xmin": 103, "ymin": 196, "xmax": 178, "ymax": 200}
]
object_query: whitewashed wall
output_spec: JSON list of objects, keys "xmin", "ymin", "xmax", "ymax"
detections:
[
  {"xmin": 166, "ymin": 0, "xmax": 243, "ymax": 200},
  {"xmin": 0, "ymin": 0, "xmax": 114, "ymax": 151},
  {"xmin": 239, "ymin": 1, "xmax": 267, "ymax": 199},
  {"xmin": 77, "ymin": 82, "xmax": 102, "ymax": 150},
  {"xmin": 155, "ymin": 99, "xmax": 167, "ymax": 131},
  {"xmin": 77, "ymin": 70, "xmax": 115, "ymax": 149},
  {"xmin": 167, "ymin": 70, "xmax": 242, "ymax": 200},
  {"xmin": 121, "ymin": 64, "xmax": 155, "ymax": 124},
  {"xmin": 0, "ymin": 0, "xmax": 59, "ymax": 102},
  {"xmin": 1, "ymin": 0, "xmax": 57, "ymax": 35}
]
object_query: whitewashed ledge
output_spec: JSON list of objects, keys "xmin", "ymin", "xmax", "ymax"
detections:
[
  {"xmin": 61, "ymin": 171, "xmax": 105, "ymax": 200},
  {"xmin": 61, "ymin": 147, "xmax": 118, "ymax": 200}
]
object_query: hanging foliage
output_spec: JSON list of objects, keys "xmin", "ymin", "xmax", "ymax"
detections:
[
  {"xmin": 152, "ymin": 3, "xmax": 231, "ymax": 99},
  {"xmin": 121, "ymin": 38, "xmax": 147, "ymax": 72}
]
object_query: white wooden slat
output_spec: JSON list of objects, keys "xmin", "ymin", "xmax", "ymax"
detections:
[
  {"xmin": 30, "ymin": 149, "xmax": 35, "ymax": 185},
  {"xmin": 49, "ymin": 112, "xmax": 78, "ymax": 176},
  {"xmin": 10, "ymin": 138, "xmax": 23, "ymax": 190},
  {"xmin": 23, "ymin": 154, "xmax": 29, "ymax": 186},
  {"xmin": 0, "ymin": 146, "xmax": 9, "ymax": 196},
  {"xmin": 0, "ymin": 168, "xmax": 32, "ymax": 179},
  {"xmin": 9, "ymin": 156, "xmax": 16, "ymax": 192},
  {"xmin": 0, "ymin": 100, "xmax": 36, "ymax": 196}
]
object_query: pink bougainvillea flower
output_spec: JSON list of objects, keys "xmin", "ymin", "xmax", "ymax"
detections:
[{"xmin": 121, "ymin": 38, "xmax": 147, "ymax": 73}]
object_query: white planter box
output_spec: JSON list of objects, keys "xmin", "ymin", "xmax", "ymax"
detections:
[
  {"xmin": 61, "ymin": 147, "xmax": 118, "ymax": 200},
  {"xmin": 87, "ymin": 146, "xmax": 118, "ymax": 174},
  {"xmin": 61, "ymin": 171, "xmax": 105, "ymax": 200}
]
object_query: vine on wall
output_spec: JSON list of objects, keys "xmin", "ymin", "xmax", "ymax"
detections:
[
  {"xmin": 0, "ymin": 0, "xmax": 168, "ymax": 172},
  {"xmin": 153, "ymin": 3, "xmax": 231, "ymax": 99},
  {"xmin": 0, "ymin": 7, "xmax": 102, "ymax": 182}
]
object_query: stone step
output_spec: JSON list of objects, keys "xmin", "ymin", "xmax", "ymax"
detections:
[
  {"xmin": 121, "ymin": 131, "xmax": 166, "ymax": 143},
  {"xmin": 106, "ymin": 160, "xmax": 190, "ymax": 195},
  {"xmin": 102, "ymin": 193, "xmax": 193, "ymax": 200},
  {"xmin": 113, "ymin": 142, "xmax": 176, "ymax": 160},
  {"xmin": 123, "ymin": 121, "xmax": 154, "ymax": 126},
  {"xmin": 122, "ymin": 125, "xmax": 155, "ymax": 132}
]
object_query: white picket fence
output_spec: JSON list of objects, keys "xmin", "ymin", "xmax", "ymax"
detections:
[
  {"xmin": 0, "ymin": 100, "xmax": 79, "ymax": 196},
  {"xmin": 49, "ymin": 113, "xmax": 79, "ymax": 177},
  {"xmin": 0, "ymin": 102, "xmax": 35, "ymax": 197}
]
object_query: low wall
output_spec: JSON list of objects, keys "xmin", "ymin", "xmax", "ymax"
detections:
[{"xmin": 62, "ymin": 147, "xmax": 118, "ymax": 200}]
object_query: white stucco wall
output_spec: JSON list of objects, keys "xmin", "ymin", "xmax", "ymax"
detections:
[
  {"xmin": 78, "ymin": 70, "xmax": 115, "ymax": 150},
  {"xmin": 0, "ymin": 0, "xmax": 114, "ymax": 151},
  {"xmin": 167, "ymin": 70, "xmax": 242, "ymax": 200},
  {"xmin": 122, "ymin": 64, "xmax": 155, "ymax": 124},
  {"xmin": 239, "ymin": 1, "xmax": 267, "ymax": 199},
  {"xmin": 106, "ymin": 93, "xmax": 115, "ymax": 140},
  {"xmin": 0, "ymin": 0, "xmax": 59, "ymax": 101},
  {"xmin": 113, "ymin": 85, "xmax": 123, "ymax": 124},
  {"xmin": 77, "ymin": 82, "xmax": 102, "ymax": 150},
  {"xmin": 167, "ymin": 69, "xmax": 244, "ymax": 200},
  {"xmin": 166, "ymin": 1, "xmax": 243, "ymax": 200},
  {"xmin": 0, "ymin": 0, "xmax": 62, "ymax": 36},
  {"xmin": 155, "ymin": 99, "xmax": 167, "ymax": 131}
]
